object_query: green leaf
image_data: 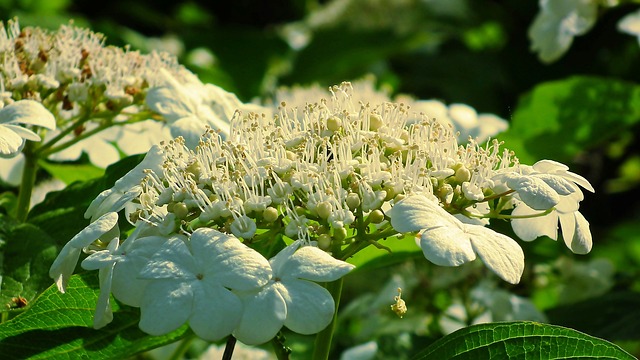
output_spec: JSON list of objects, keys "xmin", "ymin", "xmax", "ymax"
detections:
[
  {"xmin": 347, "ymin": 234, "xmax": 422, "ymax": 271},
  {"xmin": 499, "ymin": 76, "xmax": 640, "ymax": 164},
  {"xmin": 412, "ymin": 321, "xmax": 636, "ymax": 360},
  {"xmin": 0, "ymin": 214, "xmax": 57, "ymax": 313},
  {"xmin": 38, "ymin": 161, "xmax": 105, "ymax": 185},
  {"xmin": 0, "ymin": 272, "xmax": 190, "ymax": 360},
  {"xmin": 546, "ymin": 291, "xmax": 640, "ymax": 341}
]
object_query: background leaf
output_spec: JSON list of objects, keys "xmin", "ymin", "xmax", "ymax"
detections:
[
  {"xmin": 498, "ymin": 76, "xmax": 640, "ymax": 164},
  {"xmin": 412, "ymin": 321, "xmax": 636, "ymax": 360},
  {"xmin": 0, "ymin": 272, "xmax": 190, "ymax": 360}
]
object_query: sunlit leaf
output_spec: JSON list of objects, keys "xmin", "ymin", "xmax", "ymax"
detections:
[
  {"xmin": 412, "ymin": 321, "xmax": 636, "ymax": 359},
  {"xmin": 0, "ymin": 273, "xmax": 190, "ymax": 359}
]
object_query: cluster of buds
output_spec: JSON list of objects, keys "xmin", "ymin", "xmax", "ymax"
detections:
[{"xmin": 50, "ymin": 82, "xmax": 593, "ymax": 344}]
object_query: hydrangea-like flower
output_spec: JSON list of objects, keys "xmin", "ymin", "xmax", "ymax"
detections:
[
  {"xmin": 387, "ymin": 195, "xmax": 525, "ymax": 284},
  {"xmin": 233, "ymin": 241, "xmax": 355, "ymax": 345},
  {"xmin": 0, "ymin": 100, "xmax": 55, "ymax": 158},
  {"xmin": 137, "ymin": 228, "xmax": 271, "ymax": 340},
  {"xmin": 528, "ymin": 0, "xmax": 598, "ymax": 63}
]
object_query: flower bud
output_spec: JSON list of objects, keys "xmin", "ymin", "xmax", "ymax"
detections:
[{"xmin": 263, "ymin": 206, "xmax": 279, "ymax": 223}]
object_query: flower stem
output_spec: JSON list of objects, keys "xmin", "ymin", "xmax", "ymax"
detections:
[
  {"xmin": 312, "ymin": 277, "xmax": 344, "ymax": 360},
  {"xmin": 15, "ymin": 142, "xmax": 38, "ymax": 222},
  {"xmin": 222, "ymin": 335, "xmax": 237, "ymax": 360},
  {"xmin": 167, "ymin": 335, "xmax": 194, "ymax": 360}
]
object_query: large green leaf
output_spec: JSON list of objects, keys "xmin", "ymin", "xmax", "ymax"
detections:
[
  {"xmin": 412, "ymin": 321, "xmax": 636, "ymax": 359},
  {"xmin": 38, "ymin": 161, "xmax": 105, "ymax": 186},
  {"xmin": 0, "ymin": 214, "xmax": 58, "ymax": 313},
  {"xmin": 499, "ymin": 76, "xmax": 640, "ymax": 164},
  {"xmin": 347, "ymin": 233, "xmax": 422, "ymax": 272},
  {"xmin": 0, "ymin": 273, "xmax": 190, "ymax": 360}
]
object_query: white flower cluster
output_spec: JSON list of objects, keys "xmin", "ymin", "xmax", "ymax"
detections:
[
  {"xmin": 0, "ymin": 19, "xmax": 251, "ymax": 185},
  {"xmin": 50, "ymin": 82, "xmax": 592, "ymax": 343}
]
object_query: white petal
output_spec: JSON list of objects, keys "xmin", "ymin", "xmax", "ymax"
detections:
[
  {"xmin": 139, "ymin": 279, "xmax": 193, "ymax": 335},
  {"xmin": 507, "ymin": 176, "xmax": 559, "ymax": 210},
  {"xmin": 511, "ymin": 202, "xmax": 558, "ymax": 241},
  {"xmin": 568, "ymin": 212, "xmax": 592, "ymax": 254},
  {"xmin": 387, "ymin": 194, "xmax": 458, "ymax": 233},
  {"xmin": 560, "ymin": 171, "xmax": 595, "ymax": 193},
  {"xmin": 111, "ymin": 260, "xmax": 148, "ymax": 307},
  {"xmin": 419, "ymin": 225, "xmax": 476, "ymax": 266},
  {"xmin": 278, "ymin": 280, "xmax": 335, "ymax": 335},
  {"xmin": 0, "ymin": 125, "xmax": 25, "ymax": 157},
  {"xmin": 234, "ymin": 286, "xmax": 287, "ymax": 345},
  {"xmin": 558, "ymin": 211, "xmax": 576, "ymax": 247},
  {"xmin": 0, "ymin": 155, "xmax": 24, "ymax": 185},
  {"xmin": 139, "ymin": 236, "xmax": 196, "ymax": 279},
  {"xmin": 464, "ymin": 225, "xmax": 525, "ymax": 284},
  {"xmin": 535, "ymin": 174, "xmax": 576, "ymax": 195},
  {"xmin": 280, "ymin": 245, "xmax": 354, "ymax": 282},
  {"xmin": 3, "ymin": 124, "xmax": 40, "ymax": 141},
  {"xmin": 68, "ymin": 212, "xmax": 119, "ymax": 248},
  {"xmin": 86, "ymin": 139, "xmax": 120, "ymax": 168},
  {"xmin": 191, "ymin": 229, "xmax": 271, "ymax": 290},
  {"xmin": 532, "ymin": 159, "xmax": 569, "ymax": 173},
  {"xmin": 189, "ymin": 282, "xmax": 242, "ymax": 341},
  {"xmin": 48, "ymin": 244, "xmax": 81, "ymax": 293},
  {"xmin": 93, "ymin": 262, "xmax": 115, "ymax": 329},
  {"xmin": 113, "ymin": 145, "xmax": 164, "ymax": 192},
  {"xmin": 618, "ymin": 9, "xmax": 640, "ymax": 36},
  {"xmin": 0, "ymin": 100, "xmax": 56, "ymax": 129},
  {"xmin": 169, "ymin": 116, "xmax": 207, "ymax": 149}
]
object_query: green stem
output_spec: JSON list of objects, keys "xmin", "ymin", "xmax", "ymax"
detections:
[
  {"xmin": 312, "ymin": 278, "xmax": 344, "ymax": 360},
  {"xmin": 271, "ymin": 332, "xmax": 291, "ymax": 360},
  {"xmin": 15, "ymin": 142, "xmax": 39, "ymax": 222}
]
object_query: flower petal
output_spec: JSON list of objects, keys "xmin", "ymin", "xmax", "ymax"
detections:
[
  {"xmin": 169, "ymin": 116, "xmax": 207, "ymax": 149},
  {"xmin": 93, "ymin": 262, "xmax": 115, "ymax": 329},
  {"xmin": 567, "ymin": 211, "xmax": 592, "ymax": 254},
  {"xmin": 192, "ymin": 228, "xmax": 271, "ymax": 291},
  {"xmin": 279, "ymin": 245, "xmax": 355, "ymax": 282},
  {"xmin": 0, "ymin": 100, "xmax": 56, "ymax": 129},
  {"xmin": 48, "ymin": 244, "xmax": 81, "ymax": 293},
  {"xmin": 464, "ymin": 225, "xmax": 525, "ymax": 284},
  {"xmin": 387, "ymin": 194, "xmax": 458, "ymax": 233},
  {"xmin": 507, "ymin": 175, "xmax": 559, "ymax": 210},
  {"xmin": 0, "ymin": 125, "xmax": 26, "ymax": 157},
  {"xmin": 511, "ymin": 202, "xmax": 558, "ymax": 241},
  {"xmin": 234, "ymin": 285, "xmax": 287, "ymax": 345},
  {"xmin": 278, "ymin": 280, "xmax": 335, "ymax": 335},
  {"xmin": 139, "ymin": 279, "xmax": 193, "ymax": 335},
  {"xmin": 419, "ymin": 225, "xmax": 476, "ymax": 266},
  {"xmin": 139, "ymin": 236, "xmax": 196, "ymax": 279},
  {"xmin": 189, "ymin": 282, "xmax": 242, "ymax": 341},
  {"xmin": 68, "ymin": 212, "xmax": 119, "ymax": 248}
]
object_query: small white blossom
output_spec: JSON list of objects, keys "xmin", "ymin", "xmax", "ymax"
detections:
[
  {"xmin": 387, "ymin": 194, "xmax": 524, "ymax": 284},
  {"xmin": 137, "ymin": 228, "xmax": 271, "ymax": 340},
  {"xmin": 528, "ymin": 0, "xmax": 598, "ymax": 63},
  {"xmin": 0, "ymin": 100, "xmax": 55, "ymax": 158},
  {"xmin": 233, "ymin": 241, "xmax": 355, "ymax": 345},
  {"xmin": 618, "ymin": 9, "xmax": 640, "ymax": 44}
]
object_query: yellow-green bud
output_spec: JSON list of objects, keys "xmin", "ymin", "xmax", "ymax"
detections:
[
  {"xmin": 316, "ymin": 201, "xmax": 332, "ymax": 219},
  {"xmin": 263, "ymin": 207, "xmax": 279, "ymax": 223},
  {"xmin": 333, "ymin": 227, "xmax": 348, "ymax": 242},
  {"xmin": 326, "ymin": 116, "xmax": 342, "ymax": 131},
  {"xmin": 369, "ymin": 113, "xmax": 384, "ymax": 131},
  {"xmin": 369, "ymin": 209, "xmax": 385, "ymax": 224},
  {"xmin": 173, "ymin": 202, "xmax": 189, "ymax": 219},
  {"xmin": 454, "ymin": 166, "xmax": 471, "ymax": 183},
  {"xmin": 318, "ymin": 234, "xmax": 332, "ymax": 250},
  {"xmin": 346, "ymin": 193, "xmax": 361, "ymax": 210}
]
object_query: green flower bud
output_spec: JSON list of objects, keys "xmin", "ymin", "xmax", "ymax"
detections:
[
  {"xmin": 263, "ymin": 206, "xmax": 279, "ymax": 223},
  {"xmin": 368, "ymin": 209, "xmax": 385, "ymax": 224},
  {"xmin": 326, "ymin": 116, "xmax": 342, "ymax": 131},
  {"xmin": 317, "ymin": 201, "xmax": 332, "ymax": 219},
  {"xmin": 173, "ymin": 202, "xmax": 189, "ymax": 219},
  {"xmin": 346, "ymin": 193, "xmax": 361, "ymax": 210},
  {"xmin": 317, "ymin": 234, "xmax": 332, "ymax": 250}
]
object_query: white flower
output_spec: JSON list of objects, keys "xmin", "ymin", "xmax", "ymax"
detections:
[
  {"xmin": 233, "ymin": 241, "xmax": 355, "ymax": 345},
  {"xmin": 528, "ymin": 0, "xmax": 598, "ymax": 63},
  {"xmin": 618, "ymin": 9, "xmax": 640, "ymax": 44},
  {"xmin": 0, "ymin": 100, "xmax": 56, "ymax": 158},
  {"xmin": 137, "ymin": 228, "xmax": 271, "ymax": 340},
  {"xmin": 81, "ymin": 229, "xmax": 168, "ymax": 329},
  {"xmin": 49, "ymin": 212, "xmax": 119, "ymax": 293},
  {"xmin": 387, "ymin": 194, "xmax": 524, "ymax": 284},
  {"xmin": 146, "ymin": 69, "xmax": 257, "ymax": 148}
]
